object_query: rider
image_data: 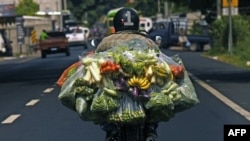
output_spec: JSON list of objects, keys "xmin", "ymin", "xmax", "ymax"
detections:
[
  {"xmin": 95, "ymin": 7, "xmax": 159, "ymax": 141},
  {"xmin": 95, "ymin": 8, "xmax": 158, "ymax": 52}
]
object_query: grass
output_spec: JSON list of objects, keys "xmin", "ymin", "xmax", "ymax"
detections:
[{"xmin": 203, "ymin": 52, "xmax": 250, "ymax": 70}]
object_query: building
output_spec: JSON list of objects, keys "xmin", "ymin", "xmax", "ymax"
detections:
[
  {"xmin": 0, "ymin": 0, "xmax": 63, "ymax": 56},
  {"xmin": 0, "ymin": 0, "xmax": 61, "ymax": 13}
]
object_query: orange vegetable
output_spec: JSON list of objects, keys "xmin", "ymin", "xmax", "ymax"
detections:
[
  {"xmin": 57, "ymin": 50, "xmax": 94, "ymax": 87},
  {"xmin": 56, "ymin": 61, "xmax": 81, "ymax": 87}
]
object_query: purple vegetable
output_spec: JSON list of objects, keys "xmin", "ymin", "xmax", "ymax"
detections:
[
  {"xmin": 137, "ymin": 90, "xmax": 151, "ymax": 101},
  {"xmin": 120, "ymin": 77, "xmax": 127, "ymax": 86},
  {"xmin": 137, "ymin": 94, "xmax": 150, "ymax": 101},
  {"xmin": 114, "ymin": 79, "xmax": 128, "ymax": 91},
  {"xmin": 132, "ymin": 87, "xmax": 139, "ymax": 97}
]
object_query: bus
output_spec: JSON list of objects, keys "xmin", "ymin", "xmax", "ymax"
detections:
[{"xmin": 106, "ymin": 7, "xmax": 153, "ymax": 34}]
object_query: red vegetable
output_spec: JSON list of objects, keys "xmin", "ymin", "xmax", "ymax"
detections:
[
  {"xmin": 170, "ymin": 65, "xmax": 185, "ymax": 79},
  {"xmin": 100, "ymin": 60, "xmax": 121, "ymax": 73}
]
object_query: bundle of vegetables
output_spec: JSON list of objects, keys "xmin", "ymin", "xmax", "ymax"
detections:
[
  {"xmin": 108, "ymin": 94, "xmax": 146, "ymax": 124},
  {"xmin": 58, "ymin": 39, "xmax": 199, "ymax": 124},
  {"xmin": 90, "ymin": 89, "xmax": 120, "ymax": 113}
]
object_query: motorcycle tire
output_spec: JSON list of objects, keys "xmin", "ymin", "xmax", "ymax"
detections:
[
  {"xmin": 119, "ymin": 124, "xmax": 146, "ymax": 141},
  {"xmin": 145, "ymin": 136, "xmax": 156, "ymax": 141}
]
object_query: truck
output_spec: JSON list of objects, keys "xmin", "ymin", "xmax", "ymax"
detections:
[
  {"xmin": 148, "ymin": 20, "xmax": 212, "ymax": 51},
  {"xmin": 38, "ymin": 31, "xmax": 70, "ymax": 58}
]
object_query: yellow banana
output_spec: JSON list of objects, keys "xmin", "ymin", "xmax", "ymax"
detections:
[
  {"xmin": 128, "ymin": 76, "xmax": 139, "ymax": 86},
  {"xmin": 147, "ymin": 66, "xmax": 153, "ymax": 76},
  {"xmin": 153, "ymin": 66, "xmax": 166, "ymax": 75},
  {"xmin": 130, "ymin": 76, "xmax": 136, "ymax": 84},
  {"xmin": 156, "ymin": 71, "xmax": 168, "ymax": 77},
  {"xmin": 140, "ymin": 78, "xmax": 149, "ymax": 87},
  {"xmin": 137, "ymin": 77, "xmax": 144, "ymax": 84},
  {"xmin": 127, "ymin": 79, "xmax": 133, "ymax": 86},
  {"xmin": 127, "ymin": 76, "xmax": 151, "ymax": 90},
  {"xmin": 170, "ymin": 72, "xmax": 174, "ymax": 81},
  {"xmin": 140, "ymin": 81, "xmax": 151, "ymax": 89},
  {"xmin": 150, "ymin": 75, "xmax": 156, "ymax": 83},
  {"xmin": 162, "ymin": 61, "xmax": 171, "ymax": 74}
]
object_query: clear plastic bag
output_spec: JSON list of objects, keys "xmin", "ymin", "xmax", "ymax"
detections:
[
  {"xmin": 90, "ymin": 88, "xmax": 120, "ymax": 113},
  {"xmin": 75, "ymin": 88, "xmax": 107, "ymax": 124},
  {"xmin": 144, "ymin": 88, "xmax": 175, "ymax": 122},
  {"xmin": 108, "ymin": 94, "xmax": 146, "ymax": 124},
  {"xmin": 58, "ymin": 65, "xmax": 85, "ymax": 111},
  {"xmin": 170, "ymin": 55, "xmax": 200, "ymax": 113}
]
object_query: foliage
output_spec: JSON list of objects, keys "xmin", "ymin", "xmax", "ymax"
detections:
[
  {"xmin": 67, "ymin": 0, "xmax": 123, "ymax": 26},
  {"xmin": 209, "ymin": 15, "xmax": 250, "ymax": 55},
  {"xmin": 66, "ymin": 0, "xmax": 205, "ymax": 27},
  {"xmin": 15, "ymin": 0, "xmax": 39, "ymax": 16},
  {"xmin": 206, "ymin": 14, "xmax": 250, "ymax": 69},
  {"xmin": 190, "ymin": 23, "xmax": 204, "ymax": 35},
  {"xmin": 66, "ymin": 0, "xmax": 250, "ymax": 27}
]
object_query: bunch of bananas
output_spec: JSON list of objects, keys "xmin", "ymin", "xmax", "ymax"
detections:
[
  {"xmin": 152, "ymin": 65, "xmax": 169, "ymax": 77},
  {"xmin": 127, "ymin": 76, "xmax": 151, "ymax": 90}
]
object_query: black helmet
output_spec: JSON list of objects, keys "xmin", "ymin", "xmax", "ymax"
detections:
[{"xmin": 113, "ymin": 7, "xmax": 139, "ymax": 32}]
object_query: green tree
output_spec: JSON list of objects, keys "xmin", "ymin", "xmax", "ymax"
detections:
[
  {"xmin": 15, "ymin": 0, "xmax": 39, "ymax": 16},
  {"xmin": 67, "ymin": 0, "xmax": 122, "ymax": 26},
  {"xmin": 66, "ymin": 0, "xmax": 250, "ymax": 27}
]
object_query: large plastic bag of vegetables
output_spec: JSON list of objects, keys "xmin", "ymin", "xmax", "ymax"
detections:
[{"xmin": 57, "ymin": 38, "xmax": 199, "ymax": 124}]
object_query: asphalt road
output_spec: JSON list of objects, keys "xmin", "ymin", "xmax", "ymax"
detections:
[{"xmin": 0, "ymin": 46, "xmax": 249, "ymax": 141}]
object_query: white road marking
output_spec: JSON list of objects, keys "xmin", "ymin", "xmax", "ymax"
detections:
[
  {"xmin": 26, "ymin": 99, "xmax": 40, "ymax": 106},
  {"xmin": 1, "ymin": 114, "xmax": 21, "ymax": 124},
  {"xmin": 43, "ymin": 88, "xmax": 54, "ymax": 93},
  {"xmin": 189, "ymin": 72, "xmax": 250, "ymax": 121}
]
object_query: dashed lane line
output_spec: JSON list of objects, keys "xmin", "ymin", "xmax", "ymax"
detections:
[
  {"xmin": 1, "ymin": 87, "xmax": 55, "ymax": 125},
  {"xmin": 26, "ymin": 99, "xmax": 40, "ymax": 106},
  {"xmin": 43, "ymin": 88, "xmax": 54, "ymax": 93},
  {"xmin": 1, "ymin": 114, "xmax": 21, "ymax": 124},
  {"xmin": 189, "ymin": 72, "xmax": 250, "ymax": 121}
]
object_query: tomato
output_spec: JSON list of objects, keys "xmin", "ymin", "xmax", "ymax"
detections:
[
  {"xmin": 105, "ymin": 66, "xmax": 112, "ymax": 71},
  {"xmin": 101, "ymin": 62, "xmax": 108, "ymax": 68},
  {"xmin": 115, "ymin": 64, "xmax": 121, "ymax": 70},
  {"xmin": 111, "ymin": 65, "xmax": 117, "ymax": 71},
  {"xmin": 106, "ymin": 60, "xmax": 112, "ymax": 66}
]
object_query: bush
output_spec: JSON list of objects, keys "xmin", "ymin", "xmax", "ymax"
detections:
[
  {"xmin": 207, "ymin": 15, "xmax": 250, "ymax": 69},
  {"xmin": 210, "ymin": 15, "xmax": 250, "ymax": 54}
]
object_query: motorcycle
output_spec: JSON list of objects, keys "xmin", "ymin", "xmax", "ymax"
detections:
[
  {"xmin": 106, "ymin": 124, "xmax": 156, "ymax": 141},
  {"xmin": 89, "ymin": 35, "xmax": 160, "ymax": 141},
  {"xmin": 58, "ymin": 33, "xmax": 199, "ymax": 141}
]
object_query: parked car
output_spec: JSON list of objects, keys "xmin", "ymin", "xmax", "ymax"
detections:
[
  {"xmin": 65, "ymin": 26, "xmax": 90, "ymax": 48},
  {"xmin": 38, "ymin": 31, "xmax": 70, "ymax": 58},
  {"xmin": 148, "ymin": 20, "xmax": 212, "ymax": 51},
  {"xmin": 0, "ymin": 29, "xmax": 13, "ymax": 56}
]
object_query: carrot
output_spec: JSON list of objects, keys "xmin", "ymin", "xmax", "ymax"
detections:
[{"xmin": 56, "ymin": 61, "xmax": 81, "ymax": 87}]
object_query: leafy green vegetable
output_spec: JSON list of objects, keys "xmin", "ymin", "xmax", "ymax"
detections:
[
  {"xmin": 90, "ymin": 91, "xmax": 119, "ymax": 113},
  {"xmin": 145, "ymin": 92, "xmax": 173, "ymax": 110}
]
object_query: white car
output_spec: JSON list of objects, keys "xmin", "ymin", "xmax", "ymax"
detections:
[{"xmin": 65, "ymin": 26, "xmax": 90, "ymax": 48}]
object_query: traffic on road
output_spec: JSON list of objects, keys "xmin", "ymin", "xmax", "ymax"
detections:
[{"xmin": 0, "ymin": 45, "xmax": 249, "ymax": 141}]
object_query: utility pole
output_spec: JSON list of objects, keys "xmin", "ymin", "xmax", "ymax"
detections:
[
  {"xmin": 228, "ymin": 0, "xmax": 233, "ymax": 55},
  {"xmin": 63, "ymin": 0, "xmax": 67, "ymax": 10},
  {"xmin": 217, "ymin": 0, "xmax": 221, "ymax": 18},
  {"xmin": 158, "ymin": 0, "xmax": 161, "ymax": 13}
]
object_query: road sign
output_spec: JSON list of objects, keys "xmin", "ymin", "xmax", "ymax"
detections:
[
  {"xmin": 222, "ymin": 0, "xmax": 238, "ymax": 7},
  {"xmin": 31, "ymin": 30, "xmax": 37, "ymax": 44},
  {"xmin": 16, "ymin": 16, "xmax": 25, "ymax": 45},
  {"xmin": 222, "ymin": 7, "xmax": 238, "ymax": 16}
]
